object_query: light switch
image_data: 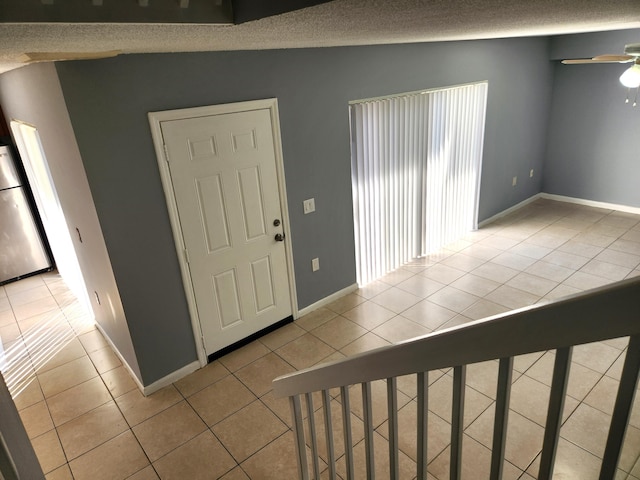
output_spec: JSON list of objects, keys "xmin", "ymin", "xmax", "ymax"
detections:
[{"xmin": 303, "ymin": 198, "xmax": 316, "ymax": 214}]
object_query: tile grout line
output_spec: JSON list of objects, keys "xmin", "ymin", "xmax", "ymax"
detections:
[{"xmin": 6, "ymin": 199, "xmax": 640, "ymax": 479}]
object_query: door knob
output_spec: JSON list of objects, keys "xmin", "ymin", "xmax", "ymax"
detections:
[{"xmin": 275, "ymin": 233, "xmax": 285, "ymax": 242}]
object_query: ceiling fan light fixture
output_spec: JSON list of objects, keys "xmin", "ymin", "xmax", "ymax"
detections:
[{"xmin": 619, "ymin": 64, "xmax": 640, "ymax": 88}]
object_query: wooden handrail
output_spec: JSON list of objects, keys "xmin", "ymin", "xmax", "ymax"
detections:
[{"xmin": 273, "ymin": 276, "xmax": 640, "ymax": 398}]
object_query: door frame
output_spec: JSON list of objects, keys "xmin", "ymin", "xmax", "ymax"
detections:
[
  {"xmin": 10, "ymin": 120, "xmax": 93, "ymax": 315},
  {"xmin": 148, "ymin": 98, "xmax": 298, "ymax": 367}
]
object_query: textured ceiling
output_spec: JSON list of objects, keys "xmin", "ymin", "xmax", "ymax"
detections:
[{"xmin": 0, "ymin": 0, "xmax": 639, "ymax": 74}]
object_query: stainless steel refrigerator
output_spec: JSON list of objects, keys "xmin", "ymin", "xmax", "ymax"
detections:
[{"xmin": 0, "ymin": 145, "xmax": 52, "ymax": 284}]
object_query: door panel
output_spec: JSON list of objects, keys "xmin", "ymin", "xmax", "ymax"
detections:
[
  {"xmin": 161, "ymin": 108, "xmax": 291, "ymax": 355},
  {"xmin": 213, "ymin": 269, "xmax": 242, "ymax": 328},
  {"xmin": 250, "ymin": 256, "xmax": 276, "ymax": 313},
  {"xmin": 188, "ymin": 136, "xmax": 217, "ymax": 160},
  {"xmin": 238, "ymin": 166, "xmax": 267, "ymax": 240},
  {"xmin": 196, "ymin": 174, "xmax": 230, "ymax": 253}
]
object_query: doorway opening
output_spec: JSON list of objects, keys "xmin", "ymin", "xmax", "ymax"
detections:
[
  {"xmin": 10, "ymin": 121, "xmax": 92, "ymax": 316},
  {"xmin": 3, "ymin": 121, "xmax": 94, "ymax": 397}
]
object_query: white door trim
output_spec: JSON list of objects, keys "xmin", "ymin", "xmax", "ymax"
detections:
[{"xmin": 148, "ymin": 98, "xmax": 298, "ymax": 367}]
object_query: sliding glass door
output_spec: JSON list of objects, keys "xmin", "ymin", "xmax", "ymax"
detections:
[{"xmin": 350, "ymin": 82, "xmax": 488, "ymax": 286}]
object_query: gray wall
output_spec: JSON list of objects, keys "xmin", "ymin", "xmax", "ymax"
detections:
[
  {"xmin": 0, "ymin": 63, "xmax": 141, "ymax": 382},
  {"xmin": 55, "ymin": 36, "xmax": 554, "ymax": 384},
  {"xmin": 544, "ymin": 29, "xmax": 640, "ymax": 206}
]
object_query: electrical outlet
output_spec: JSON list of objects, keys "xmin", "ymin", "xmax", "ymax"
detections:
[
  {"xmin": 303, "ymin": 198, "xmax": 316, "ymax": 214},
  {"xmin": 530, "ymin": 169, "xmax": 534, "ymax": 178},
  {"xmin": 512, "ymin": 176, "xmax": 517, "ymax": 187},
  {"xmin": 312, "ymin": 258, "xmax": 320, "ymax": 271}
]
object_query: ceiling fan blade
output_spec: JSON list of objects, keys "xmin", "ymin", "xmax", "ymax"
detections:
[
  {"xmin": 19, "ymin": 51, "xmax": 120, "ymax": 63},
  {"xmin": 562, "ymin": 59, "xmax": 611, "ymax": 64},
  {"xmin": 592, "ymin": 55, "xmax": 635, "ymax": 62},
  {"xmin": 562, "ymin": 54, "xmax": 635, "ymax": 65}
]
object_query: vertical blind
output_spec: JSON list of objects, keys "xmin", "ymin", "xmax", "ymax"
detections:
[{"xmin": 350, "ymin": 82, "xmax": 488, "ymax": 286}]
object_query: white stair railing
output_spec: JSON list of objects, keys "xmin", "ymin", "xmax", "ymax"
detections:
[{"xmin": 272, "ymin": 276, "xmax": 640, "ymax": 480}]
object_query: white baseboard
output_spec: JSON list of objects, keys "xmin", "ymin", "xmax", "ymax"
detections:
[
  {"xmin": 540, "ymin": 193, "xmax": 640, "ymax": 215},
  {"xmin": 478, "ymin": 193, "xmax": 542, "ymax": 227},
  {"xmin": 297, "ymin": 283, "xmax": 359, "ymax": 318},
  {"xmin": 143, "ymin": 283, "xmax": 359, "ymax": 393},
  {"xmin": 94, "ymin": 322, "xmax": 146, "ymax": 394},
  {"xmin": 94, "ymin": 322, "xmax": 200, "ymax": 396},
  {"xmin": 141, "ymin": 360, "xmax": 201, "ymax": 396},
  {"xmin": 142, "ymin": 283, "xmax": 361, "ymax": 393},
  {"xmin": 97, "ymin": 193, "xmax": 638, "ymax": 397},
  {"xmin": 478, "ymin": 192, "xmax": 640, "ymax": 229}
]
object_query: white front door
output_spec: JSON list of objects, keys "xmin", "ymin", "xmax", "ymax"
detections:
[{"xmin": 159, "ymin": 105, "xmax": 292, "ymax": 357}]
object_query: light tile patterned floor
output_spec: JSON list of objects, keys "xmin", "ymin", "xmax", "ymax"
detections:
[{"xmin": 1, "ymin": 198, "xmax": 640, "ymax": 479}]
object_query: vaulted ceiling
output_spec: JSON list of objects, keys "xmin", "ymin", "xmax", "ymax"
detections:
[{"xmin": 0, "ymin": 0, "xmax": 639, "ymax": 74}]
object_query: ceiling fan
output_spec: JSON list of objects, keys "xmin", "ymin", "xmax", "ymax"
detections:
[{"xmin": 562, "ymin": 43, "xmax": 640, "ymax": 106}]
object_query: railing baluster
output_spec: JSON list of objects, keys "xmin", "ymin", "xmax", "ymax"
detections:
[
  {"xmin": 362, "ymin": 382, "xmax": 376, "ymax": 480},
  {"xmin": 387, "ymin": 377, "xmax": 399, "ymax": 479},
  {"xmin": 341, "ymin": 386, "xmax": 355, "ymax": 480},
  {"xmin": 290, "ymin": 395, "xmax": 310, "ymax": 480},
  {"xmin": 600, "ymin": 335, "xmax": 640, "ymax": 480},
  {"xmin": 269, "ymin": 279, "xmax": 640, "ymax": 480},
  {"xmin": 305, "ymin": 393, "xmax": 321, "ymax": 480},
  {"xmin": 322, "ymin": 389, "xmax": 336, "ymax": 480},
  {"xmin": 539, "ymin": 346, "xmax": 572, "ymax": 480},
  {"xmin": 490, "ymin": 357, "xmax": 513, "ymax": 480},
  {"xmin": 451, "ymin": 365, "xmax": 466, "ymax": 480},
  {"xmin": 417, "ymin": 372, "xmax": 428, "ymax": 479}
]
